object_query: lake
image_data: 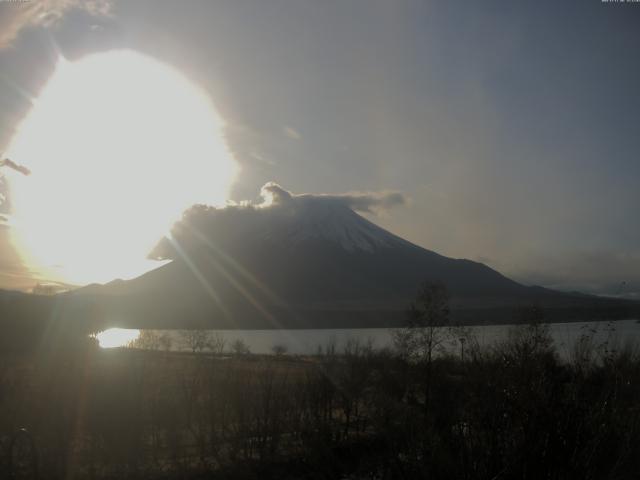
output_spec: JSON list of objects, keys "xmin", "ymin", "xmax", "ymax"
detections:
[{"xmin": 96, "ymin": 319, "xmax": 640, "ymax": 358}]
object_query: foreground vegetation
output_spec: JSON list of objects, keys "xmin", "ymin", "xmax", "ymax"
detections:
[{"xmin": 1, "ymin": 316, "xmax": 640, "ymax": 479}]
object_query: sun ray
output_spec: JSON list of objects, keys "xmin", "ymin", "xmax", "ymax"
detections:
[{"xmin": 166, "ymin": 234, "xmax": 231, "ymax": 324}]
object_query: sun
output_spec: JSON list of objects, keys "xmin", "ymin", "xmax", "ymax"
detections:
[{"xmin": 5, "ymin": 50, "xmax": 237, "ymax": 285}]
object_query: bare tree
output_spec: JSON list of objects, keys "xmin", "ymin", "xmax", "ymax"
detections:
[
  {"xmin": 159, "ymin": 332, "xmax": 173, "ymax": 352},
  {"xmin": 231, "ymin": 338, "xmax": 251, "ymax": 356},
  {"xmin": 502, "ymin": 305, "xmax": 554, "ymax": 364},
  {"xmin": 132, "ymin": 330, "xmax": 161, "ymax": 351},
  {"xmin": 393, "ymin": 282, "xmax": 451, "ymax": 363},
  {"xmin": 210, "ymin": 333, "xmax": 226, "ymax": 356},
  {"xmin": 271, "ymin": 344, "xmax": 288, "ymax": 356},
  {"xmin": 179, "ymin": 330, "xmax": 212, "ymax": 354},
  {"xmin": 393, "ymin": 281, "xmax": 450, "ymax": 414},
  {"xmin": 448, "ymin": 324, "xmax": 479, "ymax": 362}
]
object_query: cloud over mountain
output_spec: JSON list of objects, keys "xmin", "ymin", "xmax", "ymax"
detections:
[
  {"xmin": 259, "ymin": 182, "xmax": 407, "ymax": 213},
  {"xmin": 150, "ymin": 182, "xmax": 408, "ymax": 260}
]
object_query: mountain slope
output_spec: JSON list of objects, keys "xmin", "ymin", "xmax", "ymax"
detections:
[{"xmin": 65, "ymin": 194, "xmax": 640, "ymax": 329}]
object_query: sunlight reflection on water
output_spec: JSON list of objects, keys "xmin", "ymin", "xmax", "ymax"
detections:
[
  {"xmin": 95, "ymin": 328, "xmax": 141, "ymax": 348},
  {"xmin": 91, "ymin": 320, "xmax": 640, "ymax": 355}
]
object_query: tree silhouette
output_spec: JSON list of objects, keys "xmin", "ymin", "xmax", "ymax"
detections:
[{"xmin": 393, "ymin": 281, "xmax": 450, "ymax": 415}]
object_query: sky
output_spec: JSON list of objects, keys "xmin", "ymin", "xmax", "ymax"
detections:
[{"xmin": 0, "ymin": 0, "xmax": 639, "ymax": 297}]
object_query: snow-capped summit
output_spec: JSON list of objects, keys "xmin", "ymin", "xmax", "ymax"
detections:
[
  {"xmin": 258, "ymin": 196, "xmax": 406, "ymax": 253},
  {"xmin": 150, "ymin": 182, "xmax": 410, "ymax": 258}
]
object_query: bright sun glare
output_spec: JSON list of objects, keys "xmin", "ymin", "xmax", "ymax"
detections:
[
  {"xmin": 6, "ymin": 50, "xmax": 237, "ymax": 285},
  {"xmin": 94, "ymin": 328, "xmax": 141, "ymax": 349}
]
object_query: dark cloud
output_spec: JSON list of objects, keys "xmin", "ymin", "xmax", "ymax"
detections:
[
  {"xmin": 0, "ymin": 0, "xmax": 112, "ymax": 49},
  {"xmin": 1, "ymin": 158, "xmax": 31, "ymax": 176},
  {"xmin": 0, "ymin": 158, "xmax": 29, "ymax": 219}
]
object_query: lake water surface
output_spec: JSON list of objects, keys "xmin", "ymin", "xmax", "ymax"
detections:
[{"xmin": 96, "ymin": 319, "xmax": 640, "ymax": 358}]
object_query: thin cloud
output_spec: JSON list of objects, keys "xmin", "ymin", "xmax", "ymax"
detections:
[
  {"xmin": 283, "ymin": 126, "xmax": 301, "ymax": 140},
  {"xmin": 260, "ymin": 182, "xmax": 407, "ymax": 214},
  {"xmin": 151, "ymin": 182, "xmax": 408, "ymax": 260},
  {"xmin": 510, "ymin": 250, "xmax": 640, "ymax": 299}
]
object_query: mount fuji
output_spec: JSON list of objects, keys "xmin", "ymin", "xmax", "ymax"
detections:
[
  {"xmin": 57, "ymin": 184, "xmax": 638, "ymax": 329},
  {"xmin": 66, "ymin": 184, "xmax": 638, "ymax": 329}
]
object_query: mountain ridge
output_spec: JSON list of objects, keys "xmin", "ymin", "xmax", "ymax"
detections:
[{"xmin": 64, "ymin": 190, "xmax": 640, "ymax": 329}]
